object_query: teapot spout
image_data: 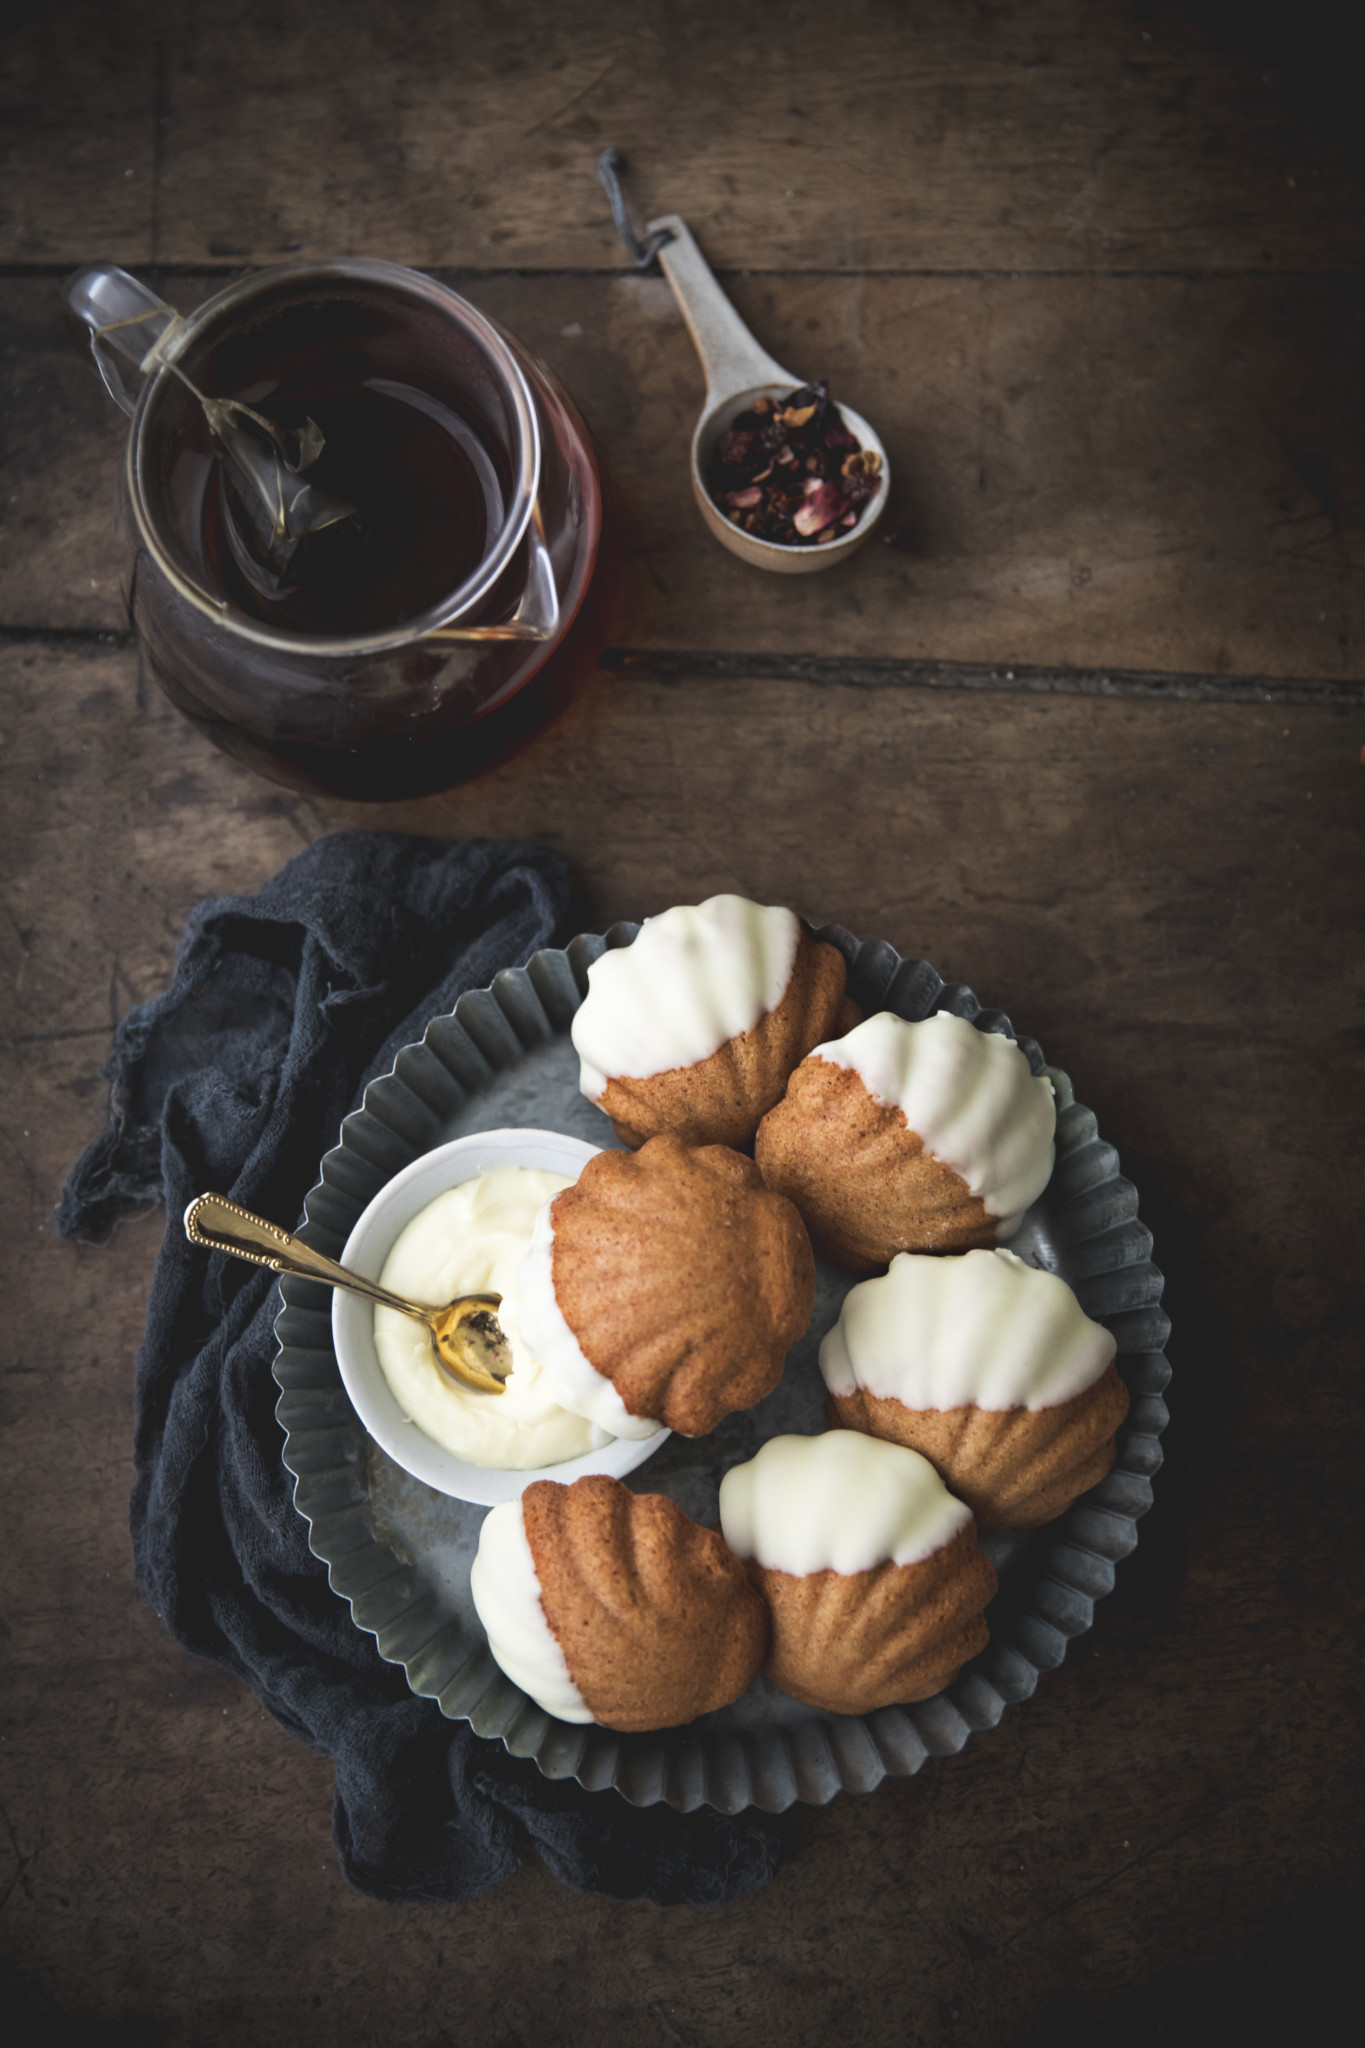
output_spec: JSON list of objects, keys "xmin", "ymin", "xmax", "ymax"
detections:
[{"xmin": 60, "ymin": 264, "xmax": 182, "ymax": 418}]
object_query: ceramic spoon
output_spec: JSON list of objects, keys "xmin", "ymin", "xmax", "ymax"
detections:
[
  {"xmin": 648, "ymin": 212, "xmax": 890, "ymax": 573},
  {"xmin": 183, "ymin": 1192, "xmax": 509, "ymax": 1394}
]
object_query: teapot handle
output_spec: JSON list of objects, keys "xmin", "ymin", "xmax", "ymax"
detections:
[{"xmin": 60, "ymin": 264, "xmax": 184, "ymax": 417}]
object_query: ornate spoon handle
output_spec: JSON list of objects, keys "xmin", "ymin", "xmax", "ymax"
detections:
[{"xmin": 183, "ymin": 1191, "xmax": 420, "ymax": 1317}]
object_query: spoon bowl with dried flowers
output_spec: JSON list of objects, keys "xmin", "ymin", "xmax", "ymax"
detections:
[{"xmin": 649, "ymin": 213, "xmax": 889, "ymax": 573}]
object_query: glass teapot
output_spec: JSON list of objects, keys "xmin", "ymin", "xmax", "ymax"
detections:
[{"xmin": 62, "ymin": 258, "xmax": 611, "ymax": 800}]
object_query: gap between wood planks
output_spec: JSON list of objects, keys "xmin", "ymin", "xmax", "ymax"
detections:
[
  {"xmin": 2, "ymin": 626, "xmax": 1358, "ymax": 707},
  {"xmin": 4, "ymin": 263, "xmax": 1357, "ymax": 284},
  {"xmin": 603, "ymin": 650, "xmax": 1364, "ymax": 706}
]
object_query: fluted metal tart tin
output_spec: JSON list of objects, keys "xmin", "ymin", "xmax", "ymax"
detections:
[{"xmin": 272, "ymin": 924, "xmax": 1171, "ymax": 1814}]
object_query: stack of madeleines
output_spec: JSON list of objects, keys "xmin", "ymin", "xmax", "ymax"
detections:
[{"xmin": 471, "ymin": 895, "xmax": 1130, "ymax": 1732}]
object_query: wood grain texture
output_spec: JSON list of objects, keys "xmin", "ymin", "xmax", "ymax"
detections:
[
  {"xmin": 3, "ymin": 0, "xmax": 1362, "ymax": 273},
  {"xmin": 5, "ymin": 267, "xmax": 1362, "ymax": 679},
  {"xmin": 2, "ymin": 641, "xmax": 1361, "ymax": 2039},
  {"xmin": 3, "ymin": 0, "xmax": 1361, "ymax": 2034}
]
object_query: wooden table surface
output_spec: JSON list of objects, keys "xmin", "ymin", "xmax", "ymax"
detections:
[{"xmin": 3, "ymin": 4, "xmax": 1361, "ymax": 2041}]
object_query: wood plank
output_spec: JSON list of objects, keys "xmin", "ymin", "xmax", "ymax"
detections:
[
  {"xmin": 3, "ymin": 0, "xmax": 1362, "ymax": 274},
  {"xmin": 4, "ymin": 643, "xmax": 1361, "ymax": 1046},
  {"xmin": 5, "ymin": 269, "xmax": 1362, "ymax": 680},
  {"xmin": 2, "ymin": 640, "xmax": 1360, "ymax": 2037},
  {"xmin": 0, "ymin": 8, "xmax": 155, "ymax": 260}
]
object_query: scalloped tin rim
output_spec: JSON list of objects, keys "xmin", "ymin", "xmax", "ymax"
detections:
[{"xmin": 272, "ymin": 922, "xmax": 1170, "ymax": 1814}]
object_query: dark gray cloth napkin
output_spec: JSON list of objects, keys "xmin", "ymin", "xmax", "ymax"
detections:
[{"xmin": 58, "ymin": 831, "xmax": 785, "ymax": 1905}]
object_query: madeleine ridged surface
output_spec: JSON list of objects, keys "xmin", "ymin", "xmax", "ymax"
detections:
[
  {"xmin": 523, "ymin": 1476, "xmax": 768, "ymax": 1732},
  {"xmin": 755, "ymin": 1524, "xmax": 997, "ymax": 1714},
  {"xmin": 827, "ymin": 1364, "xmax": 1131, "ymax": 1531},
  {"xmin": 756, "ymin": 1059, "xmax": 994, "ymax": 1268},
  {"xmin": 596, "ymin": 929, "xmax": 854, "ymax": 1150},
  {"xmin": 551, "ymin": 1135, "xmax": 815, "ymax": 1435}
]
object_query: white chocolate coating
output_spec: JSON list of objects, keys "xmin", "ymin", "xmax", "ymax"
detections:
[
  {"xmin": 570, "ymin": 895, "xmax": 801, "ymax": 1099},
  {"xmin": 374, "ymin": 1167, "xmax": 611, "ymax": 1471},
  {"xmin": 515, "ymin": 1199, "xmax": 666, "ymax": 1441},
  {"xmin": 718, "ymin": 1431, "xmax": 972, "ymax": 1577},
  {"xmin": 811, "ymin": 1010, "xmax": 1056, "ymax": 1235},
  {"xmin": 820, "ymin": 1248, "xmax": 1117, "ymax": 1413},
  {"xmin": 470, "ymin": 1500, "xmax": 593, "ymax": 1723}
]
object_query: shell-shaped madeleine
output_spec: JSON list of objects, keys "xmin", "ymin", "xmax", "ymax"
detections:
[
  {"xmin": 523, "ymin": 1135, "xmax": 815, "ymax": 1437},
  {"xmin": 826, "ymin": 1378, "xmax": 1130, "ymax": 1533},
  {"xmin": 820, "ymin": 1249, "xmax": 1129, "ymax": 1530},
  {"xmin": 719, "ymin": 1432, "xmax": 996, "ymax": 1714},
  {"xmin": 519, "ymin": 1475, "xmax": 768, "ymax": 1731},
  {"xmin": 572, "ymin": 896, "xmax": 855, "ymax": 1149},
  {"xmin": 757, "ymin": 1011, "xmax": 1055, "ymax": 1268}
]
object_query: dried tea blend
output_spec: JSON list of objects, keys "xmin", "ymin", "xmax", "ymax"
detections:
[{"xmin": 707, "ymin": 382, "xmax": 883, "ymax": 547}]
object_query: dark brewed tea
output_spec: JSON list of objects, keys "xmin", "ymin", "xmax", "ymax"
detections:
[
  {"xmin": 200, "ymin": 372, "xmax": 506, "ymax": 637},
  {"xmin": 149, "ymin": 277, "xmax": 521, "ymax": 641}
]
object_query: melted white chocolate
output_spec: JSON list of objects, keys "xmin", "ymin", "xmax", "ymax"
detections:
[
  {"xmin": 515, "ymin": 1199, "xmax": 665, "ymax": 1440},
  {"xmin": 718, "ymin": 1431, "xmax": 971, "ymax": 1576},
  {"xmin": 820, "ymin": 1248, "xmax": 1116, "ymax": 1412},
  {"xmin": 810, "ymin": 1010, "xmax": 1056, "ymax": 1235},
  {"xmin": 470, "ymin": 1500, "xmax": 592, "ymax": 1723},
  {"xmin": 373, "ymin": 1166, "xmax": 611, "ymax": 1470},
  {"xmin": 570, "ymin": 895, "xmax": 801, "ymax": 1099}
]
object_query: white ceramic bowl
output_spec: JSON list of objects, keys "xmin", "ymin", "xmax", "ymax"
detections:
[{"xmin": 332, "ymin": 1126, "xmax": 669, "ymax": 1505}]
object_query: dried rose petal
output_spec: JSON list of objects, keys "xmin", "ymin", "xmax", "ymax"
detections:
[
  {"xmin": 793, "ymin": 477, "xmax": 851, "ymax": 536},
  {"xmin": 726, "ymin": 485, "xmax": 764, "ymax": 509}
]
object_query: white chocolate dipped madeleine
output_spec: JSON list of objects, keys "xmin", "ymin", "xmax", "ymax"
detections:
[
  {"xmin": 470, "ymin": 1495, "xmax": 593, "ymax": 1723},
  {"xmin": 516, "ymin": 1134, "xmax": 815, "ymax": 1439},
  {"xmin": 570, "ymin": 894, "xmax": 856, "ymax": 1150},
  {"xmin": 820, "ymin": 1249, "xmax": 1130, "ymax": 1532},
  {"xmin": 472, "ymin": 1476, "xmax": 768, "ymax": 1732},
  {"xmin": 755, "ymin": 1009, "xmax": 1056, "ymax": 1268},
  {"xmin": 718, "ymin": 1432, "xmax": 996, "ymax": 1714}
]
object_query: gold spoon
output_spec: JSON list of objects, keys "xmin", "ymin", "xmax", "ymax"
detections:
[{"xmin": 183, "ymin": 1192, "xmax": 509, "ymax": 1395}]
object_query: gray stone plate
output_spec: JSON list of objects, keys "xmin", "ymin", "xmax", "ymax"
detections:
[{"xmin": 272, "ymin": 924, "xmax": 1170, "ymax": 1814}]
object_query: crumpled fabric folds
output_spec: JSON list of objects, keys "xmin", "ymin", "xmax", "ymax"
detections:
[{"xmin": 59, "ymin": 831, "xmax": 785, "ymax": 1905}]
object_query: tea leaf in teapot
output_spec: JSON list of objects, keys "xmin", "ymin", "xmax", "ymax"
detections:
[
  {"xmin": 291, "ymin": 414, "xmax": 327, "ymax": 474},
  {"xmin": 165, "ymin": 361, "xmax": 359, "ymax": 590},
  {"xmin": 201, "ymin": 397, "xmax": 357, "ymax": 555}
]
